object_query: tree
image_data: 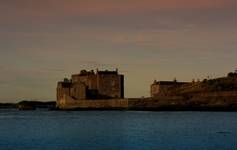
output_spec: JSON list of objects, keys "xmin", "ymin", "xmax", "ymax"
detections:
[
  {"xmin": 203, "ymin": 79, "xmax": 208, "ymax": 83},
  {"xmin": 227, "ymin": 71, "xmax": 237, "ymax": 78}
]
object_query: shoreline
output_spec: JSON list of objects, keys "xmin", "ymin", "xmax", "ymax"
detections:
[
  {"xmin": 2, "ymin": 107, "xmax": 237, "ymax": 112},
  {"xmin": 2, "ymin": 106, "xmax": 237, "ymax": 112},
  {"xmin": 2, "ymin": 90, "xmax": 237, "ymax": 111}
]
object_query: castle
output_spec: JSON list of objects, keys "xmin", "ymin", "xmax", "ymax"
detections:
[
  {"xmin": 57, "ymin": 69, "xmax": 124, "ymax": 102},
  {"xmin": 150, "ymin": 80, "xmax": 189, "ymax": 97},
  {"xmin": 56, "ymin": 69, "xmax": 237, "ymax": 110}
]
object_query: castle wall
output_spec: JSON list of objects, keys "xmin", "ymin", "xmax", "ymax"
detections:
[
  {"xmin": 97, "ymin": 74, "xmax": 123, "ymax": 98},
  {"xmin": 71, "ymin": 74, "xmax": 97, "ymax": 90},
  {"xmin": 70, "ymin": 83, "xmax": 87, "ymax": 100},
  {"xmin": 57, "ymin": 95, "xmax": 128, "ymax": 109},
  {"xmin": 151, "ymin": 82, "xmax": 190, "ymax": 97},
  {"xmin": 57, "ymin": 82, "xmax": 71, "ymax": 101},
  {"xmin": 151, "ymin": 84, "xmax": 159, "ymax": 97},
  {"xmin": 151, "ymin": 84, "xmax": 176, "ymax": 97},
  {"xmin": 88, "ymin": 75, "xmax": 97, "ymax": 90}
]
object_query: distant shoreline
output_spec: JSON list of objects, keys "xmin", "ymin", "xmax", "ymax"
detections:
[
  {"xmin": 2, "ymin": 89, "xmax": 237, "ymax": 112},
  {"xmin": 2, "ymin": 106, "xmax": 237, "ymax": 112},
  {"xmin": 0, "ymin": 101, "xmax": 56, "ymax": 110},
  {"xmin": 2, "ymin": 99, "xmax": 237, "ymax": 112}
]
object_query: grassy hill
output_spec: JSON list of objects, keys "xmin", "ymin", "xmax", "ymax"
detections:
[{"xmin": 166, "ymin": 72, "xmax": 237, "ymax": 96}]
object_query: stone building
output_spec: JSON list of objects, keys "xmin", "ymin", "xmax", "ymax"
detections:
[
  {"xmin": 151, "ymin": 80, "xmax": 189, "ymax": 97},
  {"xmin": 57, "ymin": 69, "xmax": 124, "ymax": 101}
]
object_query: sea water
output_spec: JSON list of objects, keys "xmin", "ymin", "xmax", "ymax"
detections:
[{"xmin": 0, "ymin": 109, "xmax": 237, "ymax": 150}]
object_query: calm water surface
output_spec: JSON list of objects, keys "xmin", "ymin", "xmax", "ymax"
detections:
[{"xmin": 0, "ymin": 109, "xmax": 237, "ymax": 150}]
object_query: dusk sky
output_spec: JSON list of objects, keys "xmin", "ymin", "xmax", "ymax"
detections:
[{"xmin": 0, "ymin": 0, "xmax": 237, "ymax": 102}]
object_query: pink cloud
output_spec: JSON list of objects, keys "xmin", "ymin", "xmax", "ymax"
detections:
[
  {"xmin": 1, "ymin": 0, "xmax": 236, "ymax": 18},
  {"xmin": 56, "ymin": 0, "xmax": 237, "ymax": 16}
]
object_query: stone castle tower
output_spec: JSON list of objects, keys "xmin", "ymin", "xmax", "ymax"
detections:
[{"xmin": 57, "ymin": 69, "xmax": 124, "ymax": 101}]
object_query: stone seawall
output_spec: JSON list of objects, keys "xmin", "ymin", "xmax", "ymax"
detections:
[
  {"xmin": 57, "ymin": 91, "xmax": 237, "ymax": 110},
  {"xmin": 190, "ymin": 91, "xmax": 237, "ymax": 97},
  {"xmin": 57, "ymin": 95, "xmax": 128, "ymax": 110}
]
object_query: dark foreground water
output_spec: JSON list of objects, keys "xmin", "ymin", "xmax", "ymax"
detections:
[{"xmin": 0, "ymin": 110, "xmax": 237, "ymax": 150}]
